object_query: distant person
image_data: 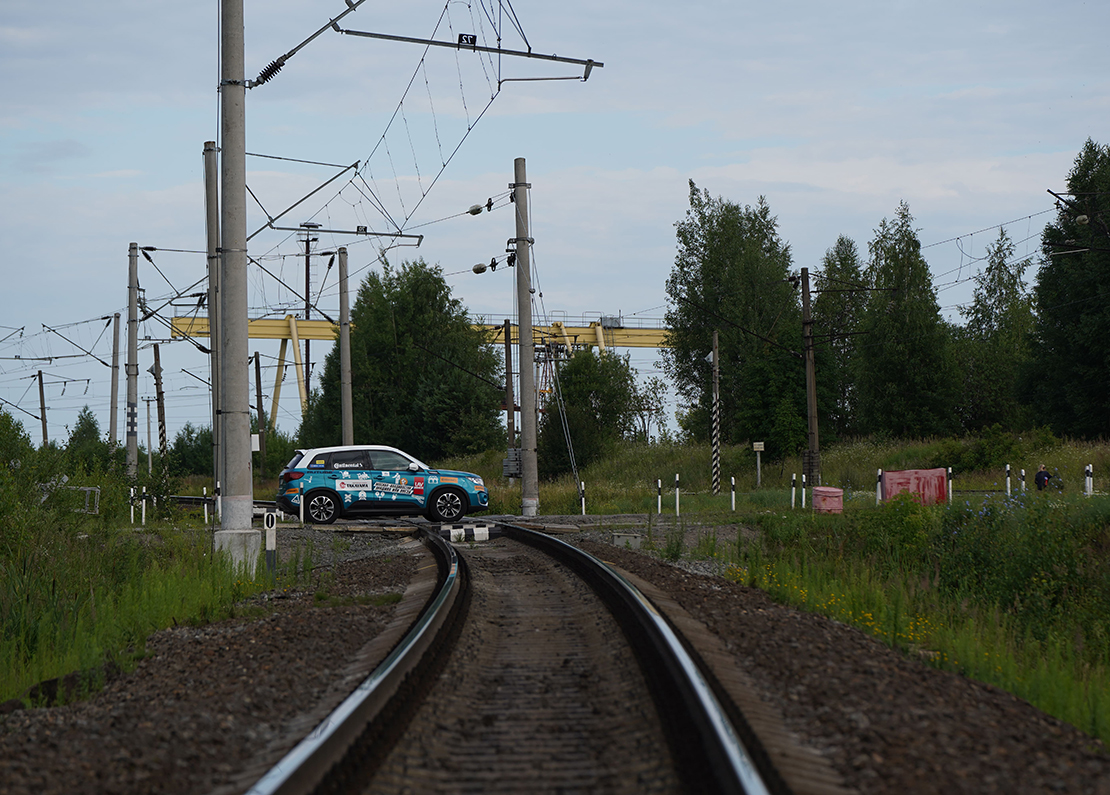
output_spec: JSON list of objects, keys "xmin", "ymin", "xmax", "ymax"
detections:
[{"xmin": 1035, "ymin": 464, "xmax": 1051, "ymax": 491}]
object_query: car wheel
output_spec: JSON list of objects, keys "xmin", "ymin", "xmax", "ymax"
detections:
[
  {"xmin": 430, "ymin": 487, "xmax": 468, "ymax": 523},
  {"xmin": 306, "ymin": 492, "xmax": 340, "ymax": 524}
]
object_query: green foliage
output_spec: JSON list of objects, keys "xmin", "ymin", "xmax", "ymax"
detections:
[
  {"xmin": 856, "ymin": 202, "xmax": 958, "ymax": 437},
  {"xmin": 812, "ymin": 236, "xmax": 867, "ymax": 439},
  {"xmin": 537, "ymin": 349, "xmax": 641, "ymax": 479},
  {"xmin": 662, "ymin": 181, "xmax": 804, "ymax": 457},
  {"xmin": 300, "ymin": 258, "xmax": 503, "ymax": 461},
  {"xmin": 951, "ymin": 230, "xmax": 1035, "ymax": 432},
  {"xmin": 169, "ymin": 422, "xmax": 212, "ymax": 477},
  {"xmin": 1026, "ymin": 139, "xmax": 1110, "ymax": 438}
]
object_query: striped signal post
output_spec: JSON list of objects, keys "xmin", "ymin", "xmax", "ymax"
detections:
[{"xmin": 711, "ymin": 330, "xmax": 720, "ymax": 495}]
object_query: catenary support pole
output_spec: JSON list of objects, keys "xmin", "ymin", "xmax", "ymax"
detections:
[
  {"xmin": 37, "ymin": 370, "xmax": 47, "ymax": 446},
  {"xmin": 218, "ymin": 0, "xmax": 256, "ymax": 536},
  {"xmin": 127, "ymin": 243, "xmax": 139, "ymax": 478},
  {"xmin": 339, "ymin": 247, "xmax": 354, "ymax": 446},
  {"xmin": 504, "ymin": 319, "xmax": 515, "ymax": 451},
  {"xmin": 110, "ymin": 313, "xmax": 120, "ymax": 447},
  {"xmin": 255, "ymin": 352, "xmax": 267, "ymax": 479},
  {"xmin": 801, "ymin": 267, "xmax": 820, "ymax": 485},
  {"xmin": 514, "ymin": 158, "xmax": 539, "ymax": 517},
  {"xmin": 203, "ymin": 141, "xmax": 222, "ymax": 497}
]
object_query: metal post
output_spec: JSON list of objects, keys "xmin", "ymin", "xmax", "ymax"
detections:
[
  {"xmin": 791, "ymin": 474, "xmax": 797, "ymax": 509},
  {"xmin": 110, "ymin": 313, "xmax": 121, "ymax": 448},
  {"xmin": 801, "ymin": 267, "xmax": 820, "ymax": 485},
  {"xmin": 37, "ymin": 370, "xmax": 47, "ymax": 446},
  {"xmin": 339, "ymin": 247, "xmax": 354, "ymax": 446},
  {"xmin": 674, "ymin": 472, "xmax": 680, "ymax": 516},
  {"xmin": 127, "ymin": 243, "xmax": 139, "ymax": 478},
  {"xmin": 1005, "ymin": 464, "xmax": 1011, "ymax": 496},
  {"xmin": 513, "ymin": 158, "xmax": 539, "ymax": 517},
  {"xmin": 219, "ymin": 0, "xmax": 254, "ymax": 532},
  {"xmin": 731, "ymin": 476, "xmax": 735, "ymax": 512},
  {"xmin": 203, "ymin": 140, "xmax": 222, "ymax": 496},
  {"xmin": 947, "ymin": 467, "xmax": 952, "ymax": 502},
  {"xmin": 657, "ymin": 478, "xmax": 661, "ymax": 515},
  {"xmin": 877, "ymin": 468, "xmax": 883, "ymax": 505},
  {"xmin": 580, "ymin": 481, "xmax": 586, "ymax": 516},
  {"xmin": 711, "ymin": 329, "xmax": 720, "ymax": 495}
]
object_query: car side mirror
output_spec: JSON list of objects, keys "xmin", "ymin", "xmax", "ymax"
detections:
[{"xmin": 408, "ymin": 462, "xmax": 420, "ymax": 472}]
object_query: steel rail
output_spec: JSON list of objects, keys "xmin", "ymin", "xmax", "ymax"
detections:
[
  {"xmin": 500, "ymin": 523, "xmax": 779, "ymax": 795},
  {"xmin": 245, "ymin": 527, "xmax": 463, "ymax": 795}
]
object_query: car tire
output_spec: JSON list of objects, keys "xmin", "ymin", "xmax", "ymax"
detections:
[
  {"xmin": 306, "ymin": 491, "xmax": 340, "ymax": 524},
  {"xmin": 429, "ymin": 487, "xmax": 468, "ymax": 523}
]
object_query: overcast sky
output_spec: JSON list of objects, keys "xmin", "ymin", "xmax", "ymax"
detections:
[{"xmin": 2, "ymin": 0, "xmax": 1107, "ymax": 448}]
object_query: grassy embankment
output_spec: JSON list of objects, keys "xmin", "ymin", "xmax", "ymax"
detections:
[
  {"xmin": 448, "ymin": 435, "xmax": 1110, "ymax": 745},
  {"xmin": 0, "ymin": 460, "xmax": 321, "ymax": 705}
]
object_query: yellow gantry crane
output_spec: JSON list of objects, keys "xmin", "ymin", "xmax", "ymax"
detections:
[{"xmin": 171, "ymin": 314, "xmax": 669, "ymax": 427}]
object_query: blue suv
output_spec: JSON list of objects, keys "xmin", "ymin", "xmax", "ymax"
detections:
[{"xmin": 275, "ymin": 445, "xmax": 489, "ymax": 524}]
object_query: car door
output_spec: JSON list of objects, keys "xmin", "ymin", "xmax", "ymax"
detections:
[
  {"xmin": 327, "ymin": 448, "xmax": 376, "ymax": 512},
  {"xmin": 369, "ymin": 449, "xmax": 425, "ymax": 512}
]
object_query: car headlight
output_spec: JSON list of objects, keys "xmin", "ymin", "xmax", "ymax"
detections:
[{"xmin": 466, "ymin": 476, "xmax": 485, "ymax": 488}]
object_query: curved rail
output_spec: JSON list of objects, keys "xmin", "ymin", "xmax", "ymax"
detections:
[
  {"xmin": 246, "ymin": 522, "xmax": 778, "ymax": 795},
  {"xmin": 500, "ymin": 523, "xmax": 778, "ymax": 795},
  {"xmin": 245, "ymin": 527, "xmax": 464, "ymax": 795}
]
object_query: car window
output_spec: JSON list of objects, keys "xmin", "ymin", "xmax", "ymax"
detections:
[
  {"xmin": 285, "ymin": 451, "xmax": 307, "ymax": 469},
  {"xmin": 371, "ymin": 450, "xmax": 415, "ymax": 471},
  {"xmin": 329, "ymin": 450, "xmax": 371, "ymax": 470},
  {"xmin": 303, "ymin": 452, "xmax": 331, "ymax": 470}
]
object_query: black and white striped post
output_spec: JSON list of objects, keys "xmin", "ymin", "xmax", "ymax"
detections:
[
  {"xmin": 711, "ymin": 330, "xmax": 720, "ymax": 495},
  {"xmin": 1086, "ymin": 464, "xmax": 1094, "ymax": 497},
  {"xmin": 1006, "ymin": 464, "xmax": 1012, "ymax": 496},
  {"xmin": 791, "ymin": 474, "xmax": 797, "ymax": 509},
  {"xmin": 876, "ymin": 469, "xmax": 883, "ymax": 506},
  {"xmin": 801, "ymin": 473, "xmax": 807, "ymax": 509},
  {"xmin": 675, "ymin": 473, "xmax": 681, "ymax": 516},
  {"xmin": 948, "ymin": 467, "xmax": 953, "ymax": 502},
  {"xmin": 580, "ymin": 481, "xmax": 586, "ymax": 516},
  {"xmin": 656, "ymin": 478, "xmax": 662, "ymax": 515},
  {"xmin": 731, "ymin": 476, "xmax": 736, "ymax": 512},
  {"xmin": 1020, "ymin": 468, "xmax": 1026, "ymax": 492}
]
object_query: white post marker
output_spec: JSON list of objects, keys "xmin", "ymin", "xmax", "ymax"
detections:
[
  {"xmin": 801, "ymin": 473, "xmax": 807, "ymax": 509},
  {"xmin": 580, "ymin": 481, "xmax": 586, "ymax": 516},
  {"xmin": 791, "ymin": 474, "xmax": 797, "ymax": 509},
  {"xmin": 876, "ymin": 469, "xmax": 883, "ymax": 506},
  {"xmin": 1006, "ymin": 464, "xmax": 1011, "ymax": 496},
  {"xmin": 203, "ymin": 486, "xmax": 209, "ymax": 524},
  {"xmin": 731, "ymin": 476, "xmax": 736, "ymax": 512},
  {"xmin": 130, "ymin": 487, "xmax": 135, "ymax": 525},
  {"xmin": 675, "ymin": 473, "xmax": 680, "ymax": 517},
  {"xmin": 264, "ymin": 511, "xmax": 277, "ymax": 574},
  {"xmin": 1021, "ymin": 469, "xmax": 1026, "ymax": 493},
  {"xmin": 141, "ymin": 486, "xmax": 147, "ymax": 526},
  {"xmin": 657, "ymin": 478, "xmax": 662, "ymax": 515},
  {"xmin": 299, "ymin": 482, "xmax": 305, "ymax": 525}
]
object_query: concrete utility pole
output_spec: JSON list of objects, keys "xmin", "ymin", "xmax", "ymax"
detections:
[
  {"xmin": 503, "ymin": 318, "xmax": 515, "ymax": 450},
  {"xmin": 203, "ymin": 140, "xmax": 222, "ymax": 497},
  {"xmin": 513, "ymin": 158, "xmax": 539, "ymax": 517},
  {"xmin": 218, "ymin": 0, "xmax": 257, "ymax": 544},
  {"xmin": 126, "ymin": 243, "xmax": 139, "ymax": 478},
  {"xmin": 801, "ymin": 267, "xmax": 820, "ymax": 485},
  {"xmin": 339, "ymin": 247, "xmax": 354, "ymax": 446},
  {"xmin": 254, "ymin": 352, "xmax": 266, "ymax": 479},
  {"xmin": 109, "ymin": 313, "xmax": 121, "ymax": 448}
]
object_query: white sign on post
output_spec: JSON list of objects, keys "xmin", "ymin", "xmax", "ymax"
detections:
[{"xmin": 753, "ymin": 442, "xmax": 765, "ymax": 451}]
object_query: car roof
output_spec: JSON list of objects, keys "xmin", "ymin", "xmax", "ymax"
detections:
[{"xmin": 294, "ymin": 445, "xmax": 430, "ymax": 469}]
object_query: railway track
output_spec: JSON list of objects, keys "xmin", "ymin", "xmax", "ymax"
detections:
[{"xmin": 245, "ymin": 523, "xmax": 785, "ymax": 795}]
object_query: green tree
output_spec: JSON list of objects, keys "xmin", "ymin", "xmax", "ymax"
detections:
[
  {"xmin": 537, "ymin": 349, "xmax": 640, "ymax": 479},
  {"xmin": 952, "ymin": 229, "xmax": 1034, "ymax": 431},
  {"xmin": 300, "ymin": 258, "xmax": 503, "ymax": 461},
  {"xmin": 1025, "ymin": 139, "xmax": 1110, "ymax": 437},
  {"xmin": 67, "ymin": 406, "xmax": 110, "ymax": 473},
  {"xmin": 812, "ymin": 235, "xmax": 867, "ymax": 439},
  {"xmin": 661, "ymin": 181, "xmax": 804, "ymax": 457},
  {"xmin": 856, "ymin": 202, "xmax": 958, "ymax": 437},
  {"xmin": 169, "ymin": 422, "xmax": 212, "ymax": 477}
]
